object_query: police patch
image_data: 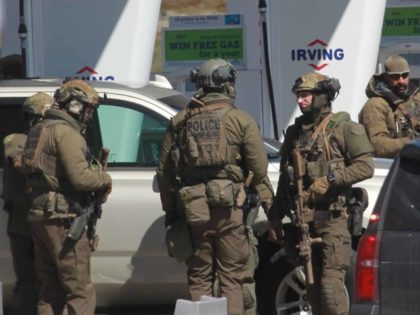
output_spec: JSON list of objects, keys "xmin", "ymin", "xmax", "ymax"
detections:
[
  {"xmin": 184, "ymin": 109, "xmax": 229, "ymax": 167},
  {"xmin": 351, "ymin": 124, "xmax": 366, "ymax": 136}
]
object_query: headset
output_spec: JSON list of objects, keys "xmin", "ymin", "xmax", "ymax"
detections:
[
  {"xmin": 190, "ymin": 62, "xmax": 237, "ymax": 89},
  {"xmin": 54, "ymin": 87, "xmax": 91, "ymax": 115},
  {"xmin": 314, "ymin": 77, "xmax": 341, "ymax": 101},
  {"xmin": 211, "ymin": 63, "xmax": 237, "ymax": 86}
]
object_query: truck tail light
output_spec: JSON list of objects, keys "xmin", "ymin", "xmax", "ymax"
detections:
[{"xmin": 355, "ymin": 230, "xmax": 379, "ymax": 302}]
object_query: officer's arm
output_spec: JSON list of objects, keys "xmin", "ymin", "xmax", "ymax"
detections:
[
  {"xmin": 156, "ymin": 129, "xmax": 178, "ymax": 216},
  {"xmin": 56, "ymin": 126, "xmax": 112, "ymax": 191},
  {"xmin": 242, "ymin": 117, "xmax": 274, "ymax": 214},
  {"xmin": 360, "ymin": 99, "xmax": 410, "ymax": 157},
  {"xmin": 331, "ymin": 122, "xmax": 374, "ymax": 187}
]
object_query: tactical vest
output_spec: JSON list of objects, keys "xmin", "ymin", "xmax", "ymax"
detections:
[
  {"xmin": 392, "ymin": 96, "xmax": 420, "ymax": 138},
  {"xmin": 3, "ymin": 133, "xmax": 28, "ymax": 202},
  {"xmin": 296, "ymin": 112, "xmax": 350, "ymax": 211},
  {"xmin": 22, "ymin": 120, "xmax": 68, "ymax": 182},
  {"xmin": 184, "ymin": 104, "xmax": 230, "ymax": 167},
  {"xmin": 171, "ymin": 102, "xmax": 240, "ymax": 184},
  {"xmin": 23, "ymin": 119, "xmax": 95, "ymax": 220}
]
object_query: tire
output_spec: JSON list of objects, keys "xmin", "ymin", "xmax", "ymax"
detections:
[
  {"xmin": 255, "ymin": 236, "xmax": 294, "ymax": 315},
  {"xmin": 256, "ymin": 236, "xmax": 356, "ymax": 315}
]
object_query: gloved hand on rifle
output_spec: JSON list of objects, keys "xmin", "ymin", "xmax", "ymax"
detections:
[
  {"xmin": 308, "ymin": 176, "xmax": 329, "ymax": 203},
  {"xmin": 267, "ymin": 216, "xmax": 284, "ymax": 244},
  {"xmin": 165, "ymin": 210, "xmax": 180, "ymax": 228},
  {"xmin": 98, "ymin": 183, "xmax": 112, "ymax": 204}
]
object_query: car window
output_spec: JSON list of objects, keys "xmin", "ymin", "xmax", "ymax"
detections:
[
  {"xmin": 383, "ymin": 158, "xmax": 420, "ymax": 231},
  {"xmin": 96, "ymin": 101, "xmax": 168, "ymax": 166}
]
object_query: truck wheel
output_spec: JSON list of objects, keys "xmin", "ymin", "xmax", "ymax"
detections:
[
  {"xmin": 272, "ymin": 251, "xmax": 355, "ymax": 315},
  {"xmin": 274, "ymin": 266, "xmax": 312, "ymax": 314},
  {"xmin": 256, "ymin": 245, "xmax": 355, "ymax": 315}
]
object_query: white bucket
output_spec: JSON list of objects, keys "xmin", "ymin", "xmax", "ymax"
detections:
[{"xmin": 174, "ymin": 295, "xmax": 227, "ymax": 315}]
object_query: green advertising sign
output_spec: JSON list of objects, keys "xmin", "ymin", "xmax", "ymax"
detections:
[
  {"xmin": 164, "ymin": 28, "xmax": 243, "ymax": 63},
  {"xmin": 383, "ymin": 7, "xmax": 420, "ymax": 36}
]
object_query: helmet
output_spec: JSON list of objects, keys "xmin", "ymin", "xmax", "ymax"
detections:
[
  {"xmin": 22, "ymin": 92, "xmax": 53, "ymax": 116},
  {"xmin": 292, "ymin": 72, "xmax": 341, "ymax": 102},
  {"xmin": 292, "ymin": 72, "xmax": 328, "ymax": 93},
  {"xmin": 190, "ymin": 58, "xmax": 237, "ymax": 90},
  {"xmin": 54, "ymin": 79, "xmax": 99, "ymax": 121},
  {"xmin": 54, "ymin": 79, "xmax": 99, "ymax": 108}
]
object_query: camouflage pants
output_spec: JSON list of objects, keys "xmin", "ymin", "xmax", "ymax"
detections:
[
  {"xmin": 8, "ymin": 233, "xmax": 38, "ymax": 315},
  {"xmin": 242, "ymin": 231, "xmax": 258, "ymax": 315},
  {"xmin": 307, "ymin": 214, "xmax": 351, "ymax": 315},
  {"xmin": 186, "ymin": 207, "xmax": 249, "ymax": 315},
  {"xmin": 30, "ymin": 220, "xmax": 95, "ymax": 315},
  {"xmin": 213, "ymin": 230, "xmax": 258, "ymax": 315}
]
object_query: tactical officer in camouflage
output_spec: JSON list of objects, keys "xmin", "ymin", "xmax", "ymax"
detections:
[
  {"xmin": 22, "ymin": 80, "xmax": 112, "ymax": 315},
  {"xmin": 2, "ymin": 92, "xmax": 53, "ymax": 315},
  {"xmin": 359, "ymin": 54, "xmax": 420, "ymax": 157},
  {"xmin": 156, "ymin": 58, "xmax": 274, "ymax": 315},
  {"xmin": 269, "ymin": 72, "xmax": 374, "ymax": 315}
]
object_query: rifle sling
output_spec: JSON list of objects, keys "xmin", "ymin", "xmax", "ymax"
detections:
[{"xmin": 306, "ymin": 113, "xmax": 334, "ymax": 161}]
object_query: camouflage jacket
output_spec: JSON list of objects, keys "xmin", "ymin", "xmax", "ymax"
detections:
[
  {"xmin": 359, "ymin": 74, "xmax": 420, "ymax": 158},
  {"xmin": 2, "ymin": 133, "xmax": 30, "ymax": 234},
  {"xmin": 23, "ymin": 109, "xmax": 111, "ymax": 221}
]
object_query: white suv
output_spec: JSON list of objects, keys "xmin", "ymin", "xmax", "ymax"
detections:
[
  {"xmin": 0, "ymin": 79, "xmax": 281, "ymax": 311},
  {"xmin": 0, "ymin": 79, "xmax": 391, "ymax": 314}
]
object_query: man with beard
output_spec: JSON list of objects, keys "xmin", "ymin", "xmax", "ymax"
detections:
[{"xmin": 359, "ymin": 54, "xmax": 420, "ymax": 158}]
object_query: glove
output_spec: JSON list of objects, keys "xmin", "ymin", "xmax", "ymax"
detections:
[
  {"xmin": 164, "ymin": 211, "xmax": 179, "ymax": 228},
  {"xmin": 267, "ymin": 217, "xmax": 284, "ymax": 244},
  {"xmin": 99, "ymin": 183, "xmax": 112, "ymax": 204},
  {"xmin": 308, "ymin": 176, "xmax": 329, "ymax": 203}
]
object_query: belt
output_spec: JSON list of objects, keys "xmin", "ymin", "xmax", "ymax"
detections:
[{"xmin": 46, "ymin": 217, "xmax": 75, "ymax": 227}]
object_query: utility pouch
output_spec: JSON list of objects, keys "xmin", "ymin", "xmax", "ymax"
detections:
[
  {"xmin": 187, "ymin": 135, "xmax": 199, "ymax": 161},
  {"xmin": 45, "ymin": 191, "xmax": 57, "ymax": 214},
  {"xmin": 178, "ymin": 183, "xmax": 210, "ymax": 226},
  {"xmin": 235, "ymin": 183, "xmax": 246, "ymax": 208},
  {"xmin": 56, "ymin": 193, "xmax": 70, "ymax": 213},
  {"xmin": 206, "ymin": 179, "xmax": 235, "ymax": 208},
  {"xmin": 165, "ymin": 220, "xmax": 193, "ymax": 262},
  {"xmin": 347, "ymin": 187, "xmax": 369, "ymax": 236}
]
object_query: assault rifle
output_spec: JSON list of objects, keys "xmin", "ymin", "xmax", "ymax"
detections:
[
  {"xmin": 242, "ymin": 171, "xmax": 261, "ymax": 230},
  {"xmin": 87, "ymin": 147, "xmax": 110, "ymax": 250},
  {"xmin": 292, "ymin": 146, "xmax": 322, "ymax": 285},
  {"xmin": 67, "ymin": 147, "xmax": 110, "ymax": 248},
  {"xmin": 67, "ymin": 202, "xmax": 95, "ymax": 241}
]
